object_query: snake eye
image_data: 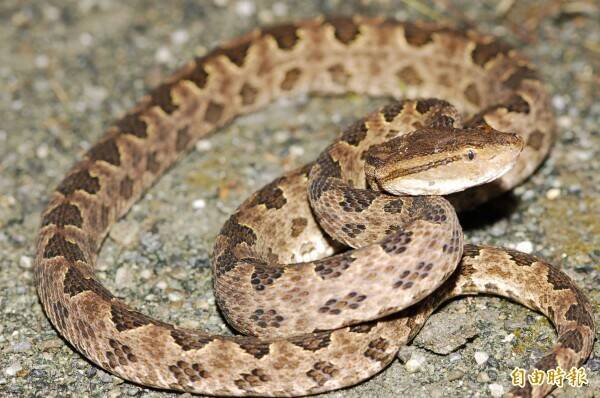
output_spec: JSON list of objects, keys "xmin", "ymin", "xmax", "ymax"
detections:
[{"xmin": 466, "ymin": 149, "xmax": 475, "ymax": 160}]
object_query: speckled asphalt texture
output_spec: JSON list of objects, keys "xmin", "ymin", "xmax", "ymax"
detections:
[{"xmin": 0, "ymin": 1, "xmax": 598, "ymax": 397}]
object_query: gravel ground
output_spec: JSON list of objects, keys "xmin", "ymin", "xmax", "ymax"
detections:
[{"xmin": 0, "ymin": 0, "xmax": 598, "ymax": 397}]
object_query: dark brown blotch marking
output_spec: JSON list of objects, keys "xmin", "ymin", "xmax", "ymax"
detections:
[
  {"xmin": 262, "ymin": 23, "xmax": 299, "ymax": 50},
  {"xmin": 149, "ymin": 82, "xmax": 178, "ymax": 114},
  {"xmin": 146, "ymin": 152, "xmax": 161, "ymax": 173},
  {"xmin": 422, "ymin": 203, "xmax": 447, "ymax": 223},
  {"xmin": 341, "ymin": 222, "xmax": 366, "ymax": 239},
  {"xmin": 169, "ymin": 360, "xmax": 209, "ymax": 385},
  {"xmin": 565, "ymin": 303, "xmax": 594, "ymax": 329},
  {"xmin": 339, "ymin": 187, "xmax": 379, "ymax": 213},
  {"xmin": 43, "ymin": 203, "xmax": 83, "ymax": 228},
  {"xmin": 44, "ymin": 234, "xmax": 86, "ymax": 263},
  {"xmin": 291, "ymin": 217, "xmax": 308, "ymax": 237},
  {"xmin": 416, "ymin": 98, "xmax": 439, "ymax": 114},
  {"xmin": 249, "ymin": 308, "xmax": 284, "ymax": 329},
  {"xmin": 464, "ymin": 83, "xmax": 481, "ymax": 106},
  {"xmin": 318, "ymin": 291, "xmax": 367, "ymax": 314},
  {"xmin": 250, "ymin": 264, "xmax": 283, "ymax": 292},
  {"xmin": 281, "ymin": 67, "xmax": 302, "ymax": 91},
  {"xmin": 503, "ymin": 66, "xmax": 538, "ymax": 90},
  {"xmin": 396, "ymin": 66, "xmax": 423, "ymax": 86},
  {"xmin": 382, "ymin": 102, "xmax": 406, "ymax": 123},
  {"xmin": 309, "ymin": 154, "xmax": 342, "ymax": 201},
  {"xmin": 175, "ymin": 126, "xmax": 191, "ymax": 151},
  {"xmin": 341, "ymin": 119, "xmax": 368, "ymax": 146},
  {"xmin": 115, "ymin": 112, "xmax": 148, "ymax": 138},
  {"xmin": 107, "ymin": 338, "xmax": 137, "ymax": 366},
  {"xmin": 290, "ymin": 332, "xmax": 332, "ymax": 352},
  {"xmin": 383, "ymin": 198, "xmax": 404, "ymax": 214},
  {"xmin": 471, "ymin": 40, "xmax": 512, "ymax": 66},
  {"xmin": 249, "ymin": 178, "xmax": 287, "ymax": 209},
  {"xmin": 326, "ymin": 16, "xmax": 360, "ymax": 44},
  {"xmin": 505, "ymin": 248, "xmax": 535, "ymax": 267},
  {"xmin": 234, "ymin": 368, "xmax": 271, "ymax": 391},
  {"xmin": 526, "ymin": 130, "xmax": 544, "ymax": 151},
  {"xmin": 237, "ymin": 338, "xmax": 271, "ymax": 359},
  {"xmin": 307, "ymin": 361, "xmax": 339, "ymax": 386},
  {"xmin": 88, "ymin": 138, "xmax": 121, "ymax": 166},
  {"xmin": 314, "ymin": 253, "xmax": 356, "ymax": 280},
  {"xmin": 380, "ymin": 229, "xmax": 413, "ymax": 255},
  {"xmin": 188, "ymin": 60, "xmax": 209, "ymax": 89},
  {"xmin": 63, "ymin": 266, "xmax": 113, "ymax": 300},
  {"xmin": 204, "ymin": 101, "xmax": 224, "ymax": 124},
  {"xmin": 213, "ymin": 41, "xmax": 251, "ymax": 67},
  {"xmin": 240, "ymin": 83, "xmax": 258, "ymax": 106},
  {"xmin": 119, "ymin": 176, "xmax": 134, "ymax": 200},
  {"xmin": 428, "ymin": 114, "xmax": 455, "ymax": 128},
  {"xmin": 170, "ymin": 329, "xmax": 214, "ymax": 351},
  {"xmin": 364, "ymin": 337, "xmax": 391, "ymax": 362},
  {"xmin": 110, "ymin": 302, "xmax": 168, "ymax": 332},
  {"xmin": 403, "ymin": 23, "xmax": 435, "ymax": 47},
  {"xmin": 57, "ymin": 170, "xmax": 100, "ymax": 196},
  {"xmin": 328, "ymin": 64, "xmax": 351, "ymax": 85},
  {"xmin": 504, "ymin": 94, "xmax": 531, "ymax": 114},
  {"xmin": 558, "ymin": 329, "xmax": 584, "ymax": 353}
]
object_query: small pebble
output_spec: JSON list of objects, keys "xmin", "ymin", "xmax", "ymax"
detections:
[
  {"xmin": 170, "ymin": 29, "xmax": 189, "ymax": 45},
  {"xmin": 488, "ymin": 383, "xmax": 504, "ymax": 397},
  {"xmin": 474, "ymin": 351, "xmax": 489, "ymax": 366},
  {"xmin": 155, "ymin": 47, "xmax": 172, "ymax": 64},
  {"xmin": 195, "ymin": 140, "xmax": 212, "ymax": 152},
  {"xmin": 155, "ymin": 280, "xmax": 168, "ymax": 290},
  {"xmin": 447, "ymin": 369, "xmax": 464, "ymax": 381},
  {"xmin": 546, "ymin": 188, "xmax": 561, "ymax": 200},
  {"xmin": 477, "ymin": 371, "xmax": 490, "ymax": 383},
  {"xmin": 115, "ymin": 265, "xmax": 135, "ymax": 288},
  {"xmin": 192, "ymin": 199, "xmax": 206, "ymax": 210},
  {"xmin": 515, "ymin": 241, "xmax": 533, "ymax": 254},
  {"xmin": 168, "ymin": 291, "xmax": 184, "ymax": 302},
  {"xmin": 405, "ymin": 352, "xmax": 426, "ymax": 373},
  {"xmin": 502, "ymin": 333, "xmax": 515, "ymax": 343},
  {"xmin": 235, "ymin": 0, "xmax": 256, "ymax": 16},
  {"xmin": 4, "ymin": 362, "xmax": 22, "ymax": 377},
  {"xmin": 11, "ymin": 341, "xmax": 31, "ymax": 353},
  {"xmin": 19, "ymin": 255, "xmax": 32, "ymax": 269}
]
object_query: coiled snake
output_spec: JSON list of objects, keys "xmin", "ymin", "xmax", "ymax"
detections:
[{"xmin": 35, "ymin": 16, "xmax": 594, "ymax": 397}]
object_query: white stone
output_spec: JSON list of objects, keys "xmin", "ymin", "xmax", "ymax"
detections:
[
  {"xmin": 488, "ymin": 383, "xmax": 504, "ymax": 397},
  {"xmin": 546, "ymin": 188, "xmax": 561, "ymax": 200},
  {"xmin": 79, "ymin": 32, "xmax": 93, "ymax": 46},
  {"xmin": 474, "ymin": 351, "xmax": 489, "ymax": 365},
  {"xmin": 155, "ymin": 280, "xmax": 168, "ymax": 290},
  {"xmin": 192, "ymin": 199, "xmax": 206, "ymax": 210},
  {"xmin": 195, "ymin": 140, "xmax": 213, "ymax": 152},
  {"xmin": 4, "ymin": 362, "xmax": 22, "ymax": 377},
  {"xmin": 502, "ymin": 333, "xmax": 515, "ymax": 343},
  {"xmin": 19, "ymin": 255, "xmax": 32, "ymax": 269},
  {"xmin": 405, "ymin": 353, "xmax": 426, "ymax": 372},
  {"xmin": 235, "ymin": 0, "xmax": 256, "ymax": 16},
  {"xmin": 171, "ymin": 29, "xmax": 189, "ymax": 45},
  {"xmin": 155, "ymin": 47, "xmax": 172, "ymax": 64},
  {"xmin": 115, "ymin": 265, "xmax": 134, "ymax": 288},
  {"xmin": 515, "ymin": 241, "xmax": 533, "ymax": 254}
]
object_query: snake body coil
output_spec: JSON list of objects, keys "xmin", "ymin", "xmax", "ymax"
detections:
[{"xmin": 35, "ymin": 17, "xmax": 594, "ymax": 397}]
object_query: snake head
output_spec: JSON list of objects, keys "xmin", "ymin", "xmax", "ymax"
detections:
[{"xmin": 364, "ymin": 125, "xmax": 524, "ymax": 195}]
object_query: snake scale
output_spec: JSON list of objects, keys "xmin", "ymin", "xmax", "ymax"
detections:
[{"xmin": 34, "ymin": 16, "xmax": 594, "ymax": 397}]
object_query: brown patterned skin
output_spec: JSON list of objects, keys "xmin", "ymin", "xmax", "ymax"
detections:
[{"xmin": 34, "ymin": 16, "xmax": 593, "ymax": 397}]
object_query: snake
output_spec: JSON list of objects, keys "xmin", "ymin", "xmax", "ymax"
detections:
[{"xmin": 34, "ymin": 16, "xmax": 594, "ymax": 397}]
